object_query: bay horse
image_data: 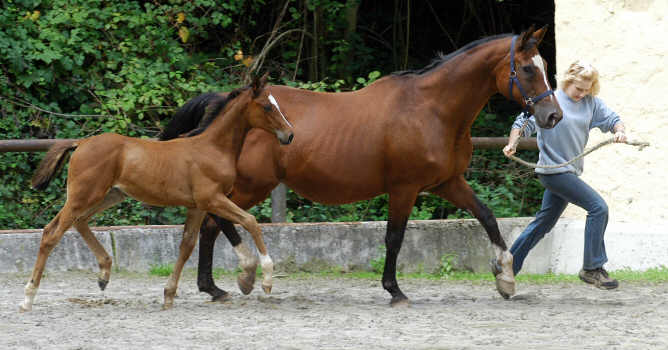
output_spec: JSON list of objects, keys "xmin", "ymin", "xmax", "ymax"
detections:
[
  {"xmin": 161, "ymin": 26, "xmax": 562, "ymax": 305},
  {"xmin": 20, "ymin": 74, "xmax": 293, "ymax": 312}
]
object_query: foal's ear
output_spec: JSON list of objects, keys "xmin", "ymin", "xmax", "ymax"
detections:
[{"xmin": 252, "ymin": 72, "xmax": 270, "ymax": 97}]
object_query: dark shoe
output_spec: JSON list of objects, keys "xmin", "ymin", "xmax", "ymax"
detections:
[{"xmin": 579, "ymin": 268, "xmax": 619, "ymax": 290}]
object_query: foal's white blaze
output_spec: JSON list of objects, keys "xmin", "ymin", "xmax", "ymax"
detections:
[{"xmin": 268, "ymin": 93, "xmax": 293, "ymax": 128}]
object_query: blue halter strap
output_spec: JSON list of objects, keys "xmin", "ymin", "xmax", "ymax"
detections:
[{"xmin": 508, "ymin": 35, "xmax": 554, "ymax": 116}]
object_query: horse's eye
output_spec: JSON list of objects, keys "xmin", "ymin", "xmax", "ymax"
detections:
[
  {"xmin": 522, "ymin": 66, "xmax": 534, "ymax": 74},
  {"xmin": 263, "ymin": 104, "xmax": 272, "ymax": 112}
]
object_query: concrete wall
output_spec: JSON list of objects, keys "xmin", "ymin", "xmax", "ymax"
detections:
[
  {"xmin": 1, "ymin": 219, "xmax": 666, "ymax": 275},
  {"xmin": 555, "ymin": 0, "xmax": 668, "ymax": 222}
]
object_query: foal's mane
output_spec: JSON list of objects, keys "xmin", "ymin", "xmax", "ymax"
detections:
[
  {"xmin": 158, "ymin": 86, "xmax": 249, "ymax": 140},
  {"xmin": 392, "ymin": 33, "xmax": 523, "ymax": 77}
]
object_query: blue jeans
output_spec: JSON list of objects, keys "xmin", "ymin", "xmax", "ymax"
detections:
[{"xmin": 510, "ymin": 172, "xmax": 609, "ymax": 275}]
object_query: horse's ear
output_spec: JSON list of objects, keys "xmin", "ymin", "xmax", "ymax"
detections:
[
  {"xmin": 532, "ymin": 25, "xmax": 548, "ymax": 47},
  {"xmin": 252, "ymin": 72, "xmax": 270, "ymax": 97},
  {"xmin": 519, "ymin": 24, "xmax": 536, "ymax": 51}
]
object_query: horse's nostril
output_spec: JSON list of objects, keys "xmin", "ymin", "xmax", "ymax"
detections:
[
  {"xmin": 287, "ymin": 133, "xmax": 294, "ymax": 144},
  {"xmin": 548, "ymin": 112, "xmax": 561, "ymax": 127}
]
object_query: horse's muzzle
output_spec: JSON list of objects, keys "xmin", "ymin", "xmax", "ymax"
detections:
[
  {"xmin": 547, "ymin": 112, "xmax": 562, "ymax": 129},
  {"xmin": 277, "ymin": 131, "xmax": 294, "ymax": 145}
]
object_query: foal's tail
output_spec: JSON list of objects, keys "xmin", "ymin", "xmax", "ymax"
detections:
[
  {"xmin": 158, "ymin": 92, "xmax": 225, "ymax": 141},
  {"xmin": 31, "ymin": 140, "xmax": 79, "ymax": 190}
]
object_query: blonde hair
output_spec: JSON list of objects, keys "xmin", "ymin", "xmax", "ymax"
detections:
[{"xmin": 559, "ymin": 60, "xmax": 600, "ymax": 96}]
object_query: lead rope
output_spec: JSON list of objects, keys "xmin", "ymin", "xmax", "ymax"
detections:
[{"xmin": 505, "ymin": 119, "xmax": 650, "ymax": 169}]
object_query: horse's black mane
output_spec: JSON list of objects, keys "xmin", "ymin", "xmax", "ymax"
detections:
[
  {"xmin": 392, "ymin": 33, "xmax": 514, "ymax": 76},
  {"xmin": 158, "ymin": 86, "xmax": 248, "ymax": 140}
]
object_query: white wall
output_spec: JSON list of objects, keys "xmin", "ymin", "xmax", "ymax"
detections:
[{"xmin": 555, "ymin": 0, "xmax": 668, "ymax": 223}]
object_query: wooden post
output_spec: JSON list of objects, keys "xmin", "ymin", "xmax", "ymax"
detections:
[{"xmin": 271, "ymin": 183, "xmax": 287, "ymax": 223}]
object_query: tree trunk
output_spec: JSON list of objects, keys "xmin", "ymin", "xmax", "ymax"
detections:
[{"xmin": 340, "ymin": 0, "xmax": 360, "ymax": 79}]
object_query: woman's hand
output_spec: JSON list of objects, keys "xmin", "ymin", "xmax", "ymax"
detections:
[
  {"xmin": 614, "ymin": 131, "xmax": 627, "ymax": 143},
  {"xmin": 503, "ymin": 144, "xmax": 517, "ymax": 157}
]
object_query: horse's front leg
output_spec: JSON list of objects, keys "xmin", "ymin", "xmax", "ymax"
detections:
[
  {"xmin": 163, "ymin": 209, "xmax": 206, "ymax": 309},
  {"xmin": 430, "ymin": 175, "xmax": 515, "ymax": 299},
  {"xmin": 383, "ymin": 188, "xmax": 420, "ymax": 307}
]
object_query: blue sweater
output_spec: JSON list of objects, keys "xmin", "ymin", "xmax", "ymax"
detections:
[{"xmin": 512, "ymin": 89, "xmax": 621, "ymax": 175}]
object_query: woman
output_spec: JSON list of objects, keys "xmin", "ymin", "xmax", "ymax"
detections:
[{"xmin": 503, "ymin": 60, "xmax": 627, "ymax": 289}]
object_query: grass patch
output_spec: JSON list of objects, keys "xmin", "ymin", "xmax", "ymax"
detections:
[
  {"xmin": 149, "ymin": 264, "xmax": 173, "ymax": 277},
  {"xmin": 147, "ymin": 262, "xmax": 668, "ymax": 284}
]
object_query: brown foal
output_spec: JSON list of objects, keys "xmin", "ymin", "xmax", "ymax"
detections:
[{"xmin": 20, "ymin": 74, "xmax": 293, "ymax": 311}]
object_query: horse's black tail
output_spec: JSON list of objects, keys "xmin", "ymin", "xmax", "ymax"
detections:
[{"xmin": 158, "ymin": 92, "xmax": 223, "ymax": 141}]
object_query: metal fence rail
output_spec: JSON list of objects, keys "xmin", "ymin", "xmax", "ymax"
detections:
[{"xmin": 0, "ymin": 137, "xmax": 538, "ymax": 153}]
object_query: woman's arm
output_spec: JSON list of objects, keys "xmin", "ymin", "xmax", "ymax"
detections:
[{"xmin": 503, "ymin": 128, "xmax": 523, "ymax": 156}]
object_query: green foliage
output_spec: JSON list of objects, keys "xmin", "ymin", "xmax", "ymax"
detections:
[
  {"xmin": 369, "ymin": 245, "xmax": 386, "ymax": 274},
  {"xmin": 0, "ymin": 0, "xmax": 258, "ymax": 229},
  {"xmin": 435, "ymin": 253, "xmax": 458, "ymax": 278},
  {"xmin": 149, "ymin": 264, "xmax": 173, "ymax": 277}
]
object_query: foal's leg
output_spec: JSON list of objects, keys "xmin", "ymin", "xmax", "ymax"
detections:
[
  {"xmin": 210, "ymin": 215, "xmax": 260, "ymax": 296},
  {"xmin": 163, "ymin": 208, "xmax": 206, "ymax": 309},
  {"xmin": 430, "ymin": 175, "xmax": 515, "ymax": 298},
  {"xmin": 383, "ymin": 188, "xmax": 419, "ymax": 307},
  {"xmin": 199, "ymin": 185, "xmax": 276, "ymax": 297},
  {"xmin": 197, "ymin": 215, "xmax": 258, "ymax": 298},
  {"xmin": 20, "ymin": 207, "xmax": 76, "ymax": 312},
  {"xmin": 206, "ymin": 194, "xmax": 274, "ymax": 294},
  {"xmin": 74, "ymin": 188, "xmax": 127, "ymax": 291}
]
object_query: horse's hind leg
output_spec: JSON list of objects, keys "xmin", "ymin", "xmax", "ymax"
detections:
[
  {"xmin": 196, "ymin": 216, "xmax": 229, "ymax": 300},
  {"xmin": 198, "ymin": 215, "xmax": 257, "ymax": 299},
  {"xmin": 163, "ymin": 209, "xmax": 206, "ymax": 309},
  {"xmin": 20, "ymin": 207, "xmax": 76, "ymax": 312},
  {"xmin": 74, "ymin": 188, "xmax": 127, "ymax": 291},
  {"xmin": 430, "ymin": 175, "xmax": 515, "ymax": 298}
]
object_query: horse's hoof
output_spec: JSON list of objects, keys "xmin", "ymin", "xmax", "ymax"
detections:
[
  {"xmin": 237, "ymin": 273, "xmax": 255, "ymax": 295},
  {"xmin": 98, "ymin": 279, "xmax": 108, "ymax": 291},
  {"xmin": 211, "ymin": 291, "xmax": 231, "ymax": 303},
  {"xmin": 390, "ymin": 296, "xmax": 410, "ymax": 308},
  {"xmin": 18, "ymin": 304, "xmax": 31, "ymax": 313},
  {"xmin": 162, "ymin": 303, "xmax": 174, "ymax": 310},
  {"xmin": 262, "ymin": 284, "xmax": 272, "ymax": 294},
  {"xmin": 490, "ymin": 258, "xmax": 515, "ymax": 299},
  {"xmin": 495, "ymin": 278, "xmax": 515, "ymax": 299}
]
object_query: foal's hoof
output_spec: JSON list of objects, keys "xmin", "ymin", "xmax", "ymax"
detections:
[
  {"xmin": 98, "ymin": 279, "xmax": 109, "ymax": 291},
  {"xmin": 262, "ymin": 283, "xmax": 272, "ymax": 294},
  {"xmin": 162, "ymin": 302, "xmax": 174, "ymax": 310},
  {"xmin": 237, "ymin": 273, "xmax": 255, "ymax": 295}
]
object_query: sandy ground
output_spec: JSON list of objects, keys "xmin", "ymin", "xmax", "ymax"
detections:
[{"xmin": 1, "ymin": 271, "xmax": 668, "ymax": 350}]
